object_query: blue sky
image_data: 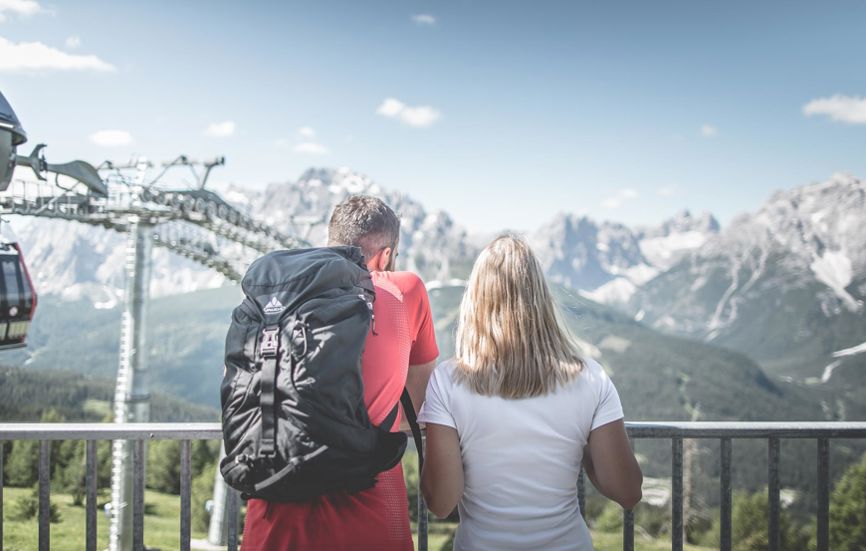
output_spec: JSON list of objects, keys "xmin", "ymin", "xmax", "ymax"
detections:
[{"xmin": 2, "ymin": 0, "xmax": 866, "ymax": 233}]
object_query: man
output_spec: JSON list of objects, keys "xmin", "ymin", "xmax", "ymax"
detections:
[{"xmin": 241, "ymin": 195, "xmax": 439, "ymax": 550}]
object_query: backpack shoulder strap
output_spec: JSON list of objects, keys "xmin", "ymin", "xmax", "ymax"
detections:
[{"xmin": 400, "ymin": 388, "xmax": 424, "ymax": 472}]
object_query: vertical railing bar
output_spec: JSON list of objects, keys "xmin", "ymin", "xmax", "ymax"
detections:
[
  {"xmin": 86, "ymin": 440, "xmax": 97, "ymax": 551},
  {"xmin": 180, "ymin": 440, "xmax": 191, "ymax": 551},
  {"xmin": 38, "ymin": 440, "xmax": 51, "ymax": 551},
  {"xmin": 623, "ymin": 436, "xmax": 635, "ymax": 551},
  {"xmin": 577, "ymin": 468, "xmax": 586, "ymax": 520},
  {"xmin": 768, "ymin": 437, "xmax": 780, "ymax": 551},
  {"xmin": 0, "ymin": 441, "xmax": 4, "ymax": 551},
  {"xmin": 226, "ymin": 487, "xmax": 240, "ymax": 551},
  {"xmin": 623, "ymin": 508, "xmax": 635, "ymax": 551},
  {"xmin": 720, "ymin": 437, "xmax": 732, "ymax": 551},
  {"xmin": 671, "ymin": 437, "xmax": 683, "ymax": 551},
  {"xmin": 132, "ymin": 440, "xmax": 145, "ymax": 551},
  {"xmin": 418, "ymin": 482, "xmax": 429, "ymax": 551},
  {"xmin": 816, "ymin": 438, "xmax": 829, "ymax": 551}
]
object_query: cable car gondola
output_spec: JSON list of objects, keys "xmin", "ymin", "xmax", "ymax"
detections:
[
  {"xmin": 1, "ymin": 90, "xmax": 37, "ymax": 349},
  {"xmin": 0, "ymin": 223, "xmax": 36, "ymax": 349}
]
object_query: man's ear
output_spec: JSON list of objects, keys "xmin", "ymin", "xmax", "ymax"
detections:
[{"xmin": 367, "ymin": 247, "xmax": 392, "ymax": 272}]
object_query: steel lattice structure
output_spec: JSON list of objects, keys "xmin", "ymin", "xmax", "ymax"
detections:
[{"xmin": 2, "ymin": 153, "xmax": 321, "ymax": 550}]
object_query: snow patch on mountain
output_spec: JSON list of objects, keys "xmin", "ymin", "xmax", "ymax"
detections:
[
  {"xmin": 833, "ymin": 340, "xmax": 866, "ymax": 358},
  {"xmin": 811, "ymin": 251, "xmax": 862, "ymax": 312}
]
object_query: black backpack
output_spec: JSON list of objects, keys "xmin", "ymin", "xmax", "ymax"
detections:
[{"xmin": 220, "ymin": 246, "xmax": 422, "ymax": 501}]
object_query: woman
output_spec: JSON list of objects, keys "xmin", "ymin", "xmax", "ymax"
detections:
[{"xmin": 418, "ymin": 234, "xmax": 642, "ymax": 550}]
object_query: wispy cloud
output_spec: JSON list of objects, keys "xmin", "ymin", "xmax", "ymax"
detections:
[
  {"xmin": 276, "ymin": 128, "xmax": 329, "ymax": 154},
  {"xmin": 90, "ymin": 130, "xmax": 133, "ymax": 147},
  {"xmin": 700, "ymin": 124, "xmax": 718, "ymax": 137},
  {"xmin": 0, "ymin": 36, "xmax": 114, "ymax": 72},
  {"xmin": 0, "ymin": 0, "xmax": 44, "ymax": 21},
  {"xmin": 601, "ymin": 188, "xmax": 639, "ymax": 209},
  {"xmin": 803, "ymin": 94, "xmax": 866, "ymax": 125},
  {"xmin": 204, "ymin": 121, "xmax": 236, "ymax": 138},
  {"xmin": 65, "ymin": 35, "xmax": 80, "ymax": 49},
  {"xmin": 657, "ymin": 186, "xmax": 676, "ymax": 197},
  {"xmin": 376, "ymin": 97, "xmax": 440, "ymax": 128},
  {"xmin": 294, "ymin": 142, "xmax": 329, "ymax": 155},
  {"xmin": 411, "ymin": 14, "xmax": 436, "ymax": 25}
]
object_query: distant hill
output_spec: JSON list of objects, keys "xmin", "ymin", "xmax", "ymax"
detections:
[{"xmin": 0, "ymin": 366, "xmax": 218, "ymax": 422}]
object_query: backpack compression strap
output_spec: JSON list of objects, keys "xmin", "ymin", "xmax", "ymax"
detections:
[
  {"xmin": 259, "ymin": 325, "xmax": 281, "ymax": 457},
  {"xmin": 400, "ymin": 388, "xmax": 424, "ymax": 472}
]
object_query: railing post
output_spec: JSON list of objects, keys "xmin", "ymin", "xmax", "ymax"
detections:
[
  {"xmin": 816, "ymin": 438, "xmax": 829, "ymax": 551},
  {"xmin": 623, "ymin": 508, "xmax": 634, "ymax": 551},
  {"xmin": 768, "ymin": 437, "xmax": 780, "ymax": 551},
  {"xmin": 180, "ymin": 440, "xmax": 192, "ymax": 551},
  {"xmin": 720, "ymin": 437, "xmax": 732, "ymax": 551},
  {"xmin": 133, "ymin": 440, "xmax": 145, "ymax": 551},
  {"xmin": 671, "ymin": 437, "xmax": 683, "ymax": 551},
  {"xmin": 226, "ymin": 487, "xmax": 240, "ymax": 551},
  {"xmin": 0, "ymin": 441, "xmax": 4, "ymax": 551},
  {"xmin": 38, "ymin": 440, "xmax": 51, "ymax": 551},
  {"xmin": 577, "ymin": 468, "xmax": 585, "ymax": 520},
  {"xmin": 623, "ymin": 437, "xmax": 635, "ymax": 551},
  {"xmin": 86, "ymin": 440, "xmax": 97, "ymax": 551},
  {"xmin": 417, "ymin": 484, "xmax": 429, "ymax": 551}
]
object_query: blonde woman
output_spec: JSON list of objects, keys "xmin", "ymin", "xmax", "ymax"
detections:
[{"xmin": 418, "ymin": 235, "xmax": 642, "ymax": 550}]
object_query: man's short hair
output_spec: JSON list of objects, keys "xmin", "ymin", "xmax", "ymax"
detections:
[{"xmin": 327, "ymin": 195, "xmax": 400, "ymax": 260}]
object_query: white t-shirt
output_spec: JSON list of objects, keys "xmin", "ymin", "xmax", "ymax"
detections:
[{"xmin": 418, "ymin": 357, "xmax": 623, "ymax": 551}]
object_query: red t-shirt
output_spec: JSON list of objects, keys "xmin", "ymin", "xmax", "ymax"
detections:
[{"xmin": 242, "ymin": 271, "xmax": 439, "ymax": 551}]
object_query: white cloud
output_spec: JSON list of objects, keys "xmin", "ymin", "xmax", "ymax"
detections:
[
  {"xmin": 601, "ymin": 188, "xmax": 640, "ymax": 209},
  {"xmin": 0, "ymin": 36, "xmax": 114, "ymax": 72},
  {"xmin": 657, "ymin": 186, "xmax": 676, "ymax": 197},
  {"xmin": 65, "ymin": 35, "xmax": 80, "ymax": 49},
  {"xmin": 377, "ymin": 98, "xmax": 405, "ymax": 117},
  {"xmin": 90, "ymin": 130, "xmax": 133, "ymax": 147},
  {"xmin": 294, "ymin": 142, "xmax": 329, "ymax": 155},
  {"xmin": 0, "ymin": 0, "xmax": 44, "ymax": 19},
  {"xmin": 298, "ymin": 126, "xmax": 316, "ymax": 138},
  {"xmin": 204, "ymin": 121, "xmax": 236, "ymax": 138},
  {"xmin": 411, "ymin": 14, "xmax": 436, "ymax": 25},
  {"xmin": 700, "ymin": 124, "xmax": 718, "ymax": 137},
  {"xmin": 376, "ymin": 97, "xmax": 440, "ymax": 128},
  {"xmin": 803, "ymin": 94, "xmax": 866, "ymax": 125}
]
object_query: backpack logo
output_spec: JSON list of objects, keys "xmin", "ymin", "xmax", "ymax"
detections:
[{"xmin": 263, "ymin": 297, "xmax": 285, "ymax": 315}]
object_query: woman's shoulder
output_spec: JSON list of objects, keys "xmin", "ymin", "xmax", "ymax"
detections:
[
  {"xmin": 562, "ymin": 356, "xmax": 613, "ymax": 392},
  {"xmin": 432, "ymin": 358, "xmax": 459, "ymax": 384}
]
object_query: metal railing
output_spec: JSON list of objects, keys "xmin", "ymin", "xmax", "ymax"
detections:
[{"xmin": 1, "ymin": 422, "xmax": 865, "ymax": 551}]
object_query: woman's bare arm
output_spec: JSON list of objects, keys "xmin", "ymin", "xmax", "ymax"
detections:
[
  {"xmin": 420, "ymin": 423, "xmax": 464, "ymax": 518},
  {"xmin": 583, "ymin": 419, "xmax": 642, "ymax": 510}
]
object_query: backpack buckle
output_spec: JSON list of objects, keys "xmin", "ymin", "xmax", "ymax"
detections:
[{"xmin": 260, "ymin": 326, "xmax": 280, "ymax": 358}]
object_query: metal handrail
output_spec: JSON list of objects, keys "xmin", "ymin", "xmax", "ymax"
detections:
[{"xmin": 2, "ymin": 421, "xmax": 865, "ymax": 551}]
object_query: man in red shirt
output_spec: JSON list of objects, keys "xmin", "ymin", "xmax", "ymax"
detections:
[{"xmin": 241, "ymin": 195, "xmax": 439, "ymax": 550}]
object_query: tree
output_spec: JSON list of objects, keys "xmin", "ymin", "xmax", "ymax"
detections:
[
  {"xmin": 53, "ymin": 439, "xmax": 85, "ymax": 505},
  {"xmin": 729, "ymin": 491, "xmax": 806, "ymax": 551},
  {"xmin": 9, "ymin": 489, "xmax": 61, "ymax": 523},
  {"xmin": 829, "ymin": 452, "xmax": 866, "ymax": 550},
  {"xmin": 192, "ymin": 463, "xmax": 216, "ymax": 533},
  {"xmin": 5, "ymin": 440, "xmax": 38, "ymax": 487},
  {"xmin": 147, "ymin": 440, "xmax": 181, "ymax": 494}
]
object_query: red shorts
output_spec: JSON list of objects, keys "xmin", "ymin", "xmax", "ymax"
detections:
[{"xmin": 240, "ymin": 463, "xmax": 413, "ymax": 551}]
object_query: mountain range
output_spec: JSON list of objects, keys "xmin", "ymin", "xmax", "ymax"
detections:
[{"xmin": 7, "ymin": 167, "xmax": 866, "ymax": 415}]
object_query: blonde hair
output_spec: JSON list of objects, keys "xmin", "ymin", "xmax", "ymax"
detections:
[{"xmin": 454, "ymin": 234, "xmax": 584, "ymax": 399}]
